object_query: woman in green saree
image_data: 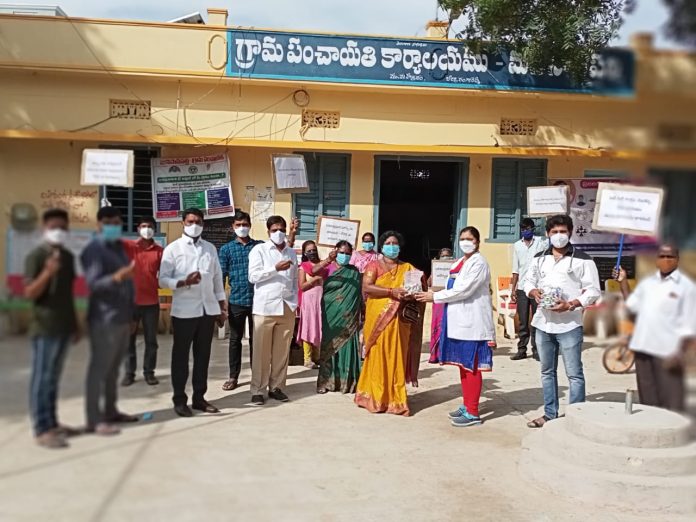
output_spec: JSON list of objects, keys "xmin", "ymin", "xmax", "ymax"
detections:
[{"xmin": 316, "ymin": 240, "xmax": 362, "ymax": 394}]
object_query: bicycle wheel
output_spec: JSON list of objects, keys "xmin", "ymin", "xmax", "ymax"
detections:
[{"xmin": 602, "ymin": 343, "xmax": 635, "ymax": 374}]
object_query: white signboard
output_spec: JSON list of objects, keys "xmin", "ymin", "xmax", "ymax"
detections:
[
  {"xmin": 81, "ymin": 149, "xmax": 134, "ymax": 187},
  {"xmin": 527, "ymin": 185, "xmax": 569, "ymax": 216},
  {"xmin": 592, "ymin": 183, "xmax": 664, "ymax": 236},
  {"xmin": 317, "ymin": 216, "xmax": 360, "ymax": 248},
  {"xmin": 151, "ymin": 153, "xmax": 234, "ymax": 222},
  {"xmin": 430, "ymin": 260, "xmax": 451, "ymax": 290},
  {"xmin": 271, "ymin": 154, "xmax": 310, "ymax": 193}
]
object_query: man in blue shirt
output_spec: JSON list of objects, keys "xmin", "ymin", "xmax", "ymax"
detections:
[{"xmin": 219, "ymin": 211, "xmax": 263, "ymax": 391}]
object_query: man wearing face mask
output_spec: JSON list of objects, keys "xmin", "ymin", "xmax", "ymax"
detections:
[
  {"xmin": 24, "ymin": 209, "xmax": 80, "ymax": 448},
  {"xmin": 121, "ymin": 216, "xmax": 163, "ymax": 387},
  {"xmin": 510, "ymin": 218, "xmax": 547, "ymax": 361},
  {"xmin": 247, "ymin": 215, "xmax": 299, "ymax": 406},
  {"xmin": 81, "ymin": 206, "xmax": 138, "ymax": 436},
  {"xmin": 159, "ymin": 208, "xmax": 227, "ymax": 417},
  {"xmin": 523, "ymin": 214, "xmax": 600, "ymax": 429},
  {"xmin": 219, "ymin": 210, "xmax": 263, "ymax": 391},
  {"xmin": 614, "ymin": 245, "xmax": 696, "ymax": 412}
]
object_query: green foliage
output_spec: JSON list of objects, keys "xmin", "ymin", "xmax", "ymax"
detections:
[{"xmin": 438, "ymin": 0, "xmax": 630, "ymax": 82}]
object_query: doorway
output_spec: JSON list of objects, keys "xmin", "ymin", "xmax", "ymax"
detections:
[{"xmin": 375, "ymin": 157, "xmax": 468, "ymax": 273}]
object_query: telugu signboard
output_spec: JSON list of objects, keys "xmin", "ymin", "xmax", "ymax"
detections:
[
  {"xmin": 228, "ymin": 29, "xmax": 634, "ymax": 95},
  {"xmin": 592, "ymin": 183, "xmax": 664, "ymax": 236},
  {"xmin": 81, "ymin": 149, "xmax": 134, "ymax": 187},
  {"xmin": 317, "ymin": 216, "xmax": 360, "ymax": 248},
  {"xmin": 271, "ymin": 154, "xmax": 310, "ymax": 193},
  {"xmin": 151, "ymin": 153, "xmax": 235, "ymax": 222},
  {"xmin": 527, "ymin": 185, "xmax": 569, "ymax": 216}
]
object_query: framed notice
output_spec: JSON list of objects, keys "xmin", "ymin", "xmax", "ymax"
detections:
[
  {"xmin": 430, "ymin": 260, "xmax": 452, "ymax": 290},
  {"xmin": 527, "ymin": 185, "xmax": 569, "ymax": 216},
  {"xmin": 592, "ymin": 183, "xmax": 664, "ymax": 236},
  {"xmin": 316, "ymin": 216, "xmax": 360, "ymax": 248},
  {"xmin": 81, "ymin": 149, "xmax": 134, "ymax": 187},
  {"xmin": 271, "ymin": 154, "xmax": 310, "ymax": 193}
]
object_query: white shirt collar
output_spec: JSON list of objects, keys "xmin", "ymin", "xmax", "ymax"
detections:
[{"xmin": 656, "ymin": 269, "xmax": 681, "ymax": 283}]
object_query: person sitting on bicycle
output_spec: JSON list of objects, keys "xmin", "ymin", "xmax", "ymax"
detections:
[{"xmin": 614, "ymin": 244, "xmax": 696, "ymax": 413}]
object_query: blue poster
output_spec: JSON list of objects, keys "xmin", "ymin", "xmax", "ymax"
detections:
[{"xmin": 227, "ymin": 29, "xmax": 634, "ymax": 96}]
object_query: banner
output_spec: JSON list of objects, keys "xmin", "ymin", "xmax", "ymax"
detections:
[
  {"xmin": 228, "ymin": 29, "xmax": 634, "ymax": 95},
  {"xmin": 151, "ymin": 153, "xmax": 234, "ymax": 222}
]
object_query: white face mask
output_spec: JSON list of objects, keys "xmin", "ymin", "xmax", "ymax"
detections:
[
  {"xmin": 550, "ymin": 233, "xmax": 570, "ymax": 249},
  {"xmin": 270, "ymin": 230, "xmax": 286, "ymax": 245},
  {"xmin": 139, "ymin": 227, "xmax": 154, "ymax": 240},
  {"xmin": 234, "ymin": 226, "xmax": 250, "ymax": 238},
  {"xmin": 184, "ymin": 223, "xmax": 203, "ymax": 238},
  {"xmin": 459, "ymin": 239, "xmax": 477, "ymax": 254},
  {"xmin": 44, "ymin": 228, "xmax": 67, "ymax": 246}
]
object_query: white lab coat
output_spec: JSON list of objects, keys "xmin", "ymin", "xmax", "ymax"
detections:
[{"xmin": 433, "ymin": 252, "xmax": 495, "ymax": 341}]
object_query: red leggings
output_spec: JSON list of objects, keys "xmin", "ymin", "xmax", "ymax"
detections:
[{"xmin": 459, "ymin": 366, "xmax": 483, "ymax": 417}]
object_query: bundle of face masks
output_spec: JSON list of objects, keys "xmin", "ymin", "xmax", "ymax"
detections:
[
  {"xmin": 403, "ymin": 269, "xmax": 424, "ymax": 295},
  {"xmin": 540, "ymin": 287, "xmax": 563, "ymax": 309}
]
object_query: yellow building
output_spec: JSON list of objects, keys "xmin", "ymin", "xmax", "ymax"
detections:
[{"xmin": 1, "ymin": 8, "xmax": 695, "ymax": 298}]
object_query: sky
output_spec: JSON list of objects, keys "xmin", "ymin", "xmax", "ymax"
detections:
[{"xmin": 10, "ymin": 0, "xmax": 684, "ymax": 48}]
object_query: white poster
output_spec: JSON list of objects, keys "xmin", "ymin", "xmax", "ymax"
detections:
[
  {"xmin": 593, "ymin": 183, "xmax": 664, "ymax": 236},
  {"xmin": 317, "ymin": 216, "xmax": 360, "ymax": 248},
  {"xmin": 151, "ymin": 153, "xmax": 234, "ymax": 222},
  {"xmin": 527, "ymin": 185, "xmax": 569, "ymax": 216},
  {"xmin": 430, "ymin": 260, "xmax": 451, "ymax": 290},
  {"xmin": 251, "ymin": 187, "xmax": 274, "ymax": 223},
  {"xmin": 81, "ymin": 149, "xmax": 134, "ymax": 187},
  {"xmin": 271, "ymin": 154, "xmax": 309, "ymax": 193}
]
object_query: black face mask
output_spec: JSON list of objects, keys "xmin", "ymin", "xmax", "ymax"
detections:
[{"xmin": 305, "ymin": 250, "xmax": 319, "ymax": 261}]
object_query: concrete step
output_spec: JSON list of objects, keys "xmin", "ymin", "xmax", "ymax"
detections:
[
  {"xmin": 566, "ymin": 402, "xmax": 693, "ymax": 449},
  {"xmin": 523, "ymin": 419, "xmax": 696, "ymax": 477},
  {"xmin": 519, "ymin": 433, "xmax": 696, "ymax": 515}
]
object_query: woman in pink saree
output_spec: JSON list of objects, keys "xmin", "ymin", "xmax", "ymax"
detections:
[{"xmin": 429, "ymin": 248, "xmax": 454, "ymax": 363}]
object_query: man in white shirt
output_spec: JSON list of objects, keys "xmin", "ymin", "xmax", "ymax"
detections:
[
  {"xmin": 248, "ymin": 215, "xmax": 298, "ymax": 406},
  {"xmin": 523, "ymin": 214, "xmax": 600, "ymax": 428},
  {"xmin": 616, "ymin": 245, "xmax": 696, "ymax": 412},
  {"xmin": 159, "ymin": 208, "xmax": 227, "ymax": 417},
  {"xmin": 510, "ymin": 217, "xmax": 547, "ymax": 361}
]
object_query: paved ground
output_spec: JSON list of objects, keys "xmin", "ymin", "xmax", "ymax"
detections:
[{"xmin": 0, "ymin": 329, "xmax": 693, "ymax": 522}]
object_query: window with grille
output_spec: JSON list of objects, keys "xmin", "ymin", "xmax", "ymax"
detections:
[
  {"xmin": 490, "ymin": 158, "xmax": 548, "ymax": 240},
  {"xmin": 292, "ymin": 153, "xmax": 350, "ymax": 239},
  {"xmin": 101, "ymin": 147, "xmax": 159, "ymax": 232}
]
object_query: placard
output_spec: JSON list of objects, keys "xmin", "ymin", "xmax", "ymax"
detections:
[
  {"xmin": 81, "ymin": 149, "xmax": 134, "ymax": 187},
  {"xmin": 430, "ymin": 260, "xmax": 452, "ymax": 290},
  {"xmin": 527, "ymin": 185, "xmax": 569, "ymax": 216},
  {"xmin": 592, "ymin": 183, "xmax": 664, "ymax": 236},
  {"xmin": 151, "ymin": 153, "xmax": 235, "ymax": 222},
  {"xmin": 316, "ymin": 216, "xmax": 360, "ymax": 248},
  {"xmin": 271, "ymin": 154, "xmax": 309, "ymax": 193}
]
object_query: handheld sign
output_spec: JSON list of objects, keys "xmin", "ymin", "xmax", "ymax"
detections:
[
  {"xmin": 271, "ymin": 154, "xmax": 310, "ymax": 193},
  {"xmin": 317, "ymin": 216, "xmax": 360, "ymax": 248},
  {"xmin": 81, "ymin": 149, "xmax": 134, "ymax": 187},
  {"xmin": 527, "ymin": 185, "xmax": 569, "ymax": 216},
  {"xmin": 592, "ymin": 183, "xmax": 664, "ymax": 236},
  {"xmin": 430, "ymin": 260, "xmax": 451, "ymax": 290}
]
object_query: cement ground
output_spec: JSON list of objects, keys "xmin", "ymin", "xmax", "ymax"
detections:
[{"xmin": 0, "ymin": 332, "xmax": 693, "ymax": 522}]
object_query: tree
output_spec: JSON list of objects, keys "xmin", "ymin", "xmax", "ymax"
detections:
[
  {"xmin": 663, "ymin": 0, "xmax": 696, "ymax": 47},
  {"xmin": 438, "ymin": 0, "xmax": 632, "ymax": 81}
]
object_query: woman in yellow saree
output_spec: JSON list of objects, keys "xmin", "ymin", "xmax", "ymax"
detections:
[{"xmin": 355, "ymin": 231, "xmax": 425, "ymax": 416}]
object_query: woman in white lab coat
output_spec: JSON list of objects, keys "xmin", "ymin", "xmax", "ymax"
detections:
[{"xmin": 416, "ymin": 226, "xmax": 495, "ymax": 427}]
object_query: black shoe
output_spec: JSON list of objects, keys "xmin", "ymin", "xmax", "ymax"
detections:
[
  {"xmin": 144, "ymin": 374, "xmax": 159, "ymax": 386},
  {"xmin": 121, "ymin": 374, "xmax": 135, "ymax": 387},
  {"xmin": 174, "ymin": 404, "xmax": 193, "ymax": 417},
  {"xmin": 532, "ymin": 350, "xmax": 540, "ymax": 361},
  {"xmin": 192, "ymin": 401, "xmax": 220, "ymax": 414},
  {"xmin": 510, "ymin": 351, "xmax": 528, "ymax": 361},
  {"xmin": 269, "ymin": 388, "xmax": 289, "ymax": 402},
  {"xmin": 251, "ymin": 395, "xmax": 265, "ymax": 406}
]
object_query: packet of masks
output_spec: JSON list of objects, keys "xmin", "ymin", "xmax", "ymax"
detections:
[
  {"xmin": 403, "ymin": 270, "xmax": 424, "ymax": 295},
  {"xmin": 540, "ymin": 287, "xmax": 563, "ymax": 309}
]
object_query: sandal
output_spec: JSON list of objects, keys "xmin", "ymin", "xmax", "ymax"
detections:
[
  {"xmin": 222, "ymin": 379, "xmax": 238, "ymax": 391},
  {"xmin": 527, "ymin": 416, "xmax": 550, "ymax": 428},
  {"xmin": 316, "ymin": 388, "xmax": 329, "ymax": 394}
]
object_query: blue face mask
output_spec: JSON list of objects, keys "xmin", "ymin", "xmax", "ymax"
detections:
[
  {"xmin": 521, "ymin": 229, "xmax": 534, "ymax": 240},
  {"xmin": 101, "ymin": 224, "xmax": 122, "ymax": 242},
  {"xmin": 336, "ymin": 252, "xmax": 351, "ymax": 266},
  {"xmin": 362, "ymin": 241, "xmax": 374, "ymax": 252},
  {"xmin": 382, "ymin": 244, "xmax": 400, "ymax": 259}
]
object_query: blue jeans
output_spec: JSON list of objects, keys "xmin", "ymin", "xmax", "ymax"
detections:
[
  {"xmin": 536, "ymin": 327, "xmax": 585, "ymax": 419},
  {"xmin": 30, "ymin": 336, "xmax": 70, "ymax": 436}
]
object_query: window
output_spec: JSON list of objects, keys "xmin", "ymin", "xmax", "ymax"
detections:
[
  {"xmin": 649, "ymin": 169, "xmax": 696, "ymax": 249},
  {"xmin": 101, "ymin": 148, "xmax": 159, "ymax": 233},
  {"xmin": 292, "ymin": 153, "xmax": 350, "ymax": 238},
  {"xmin": 490, "ymin": 159, "xmax": 547, "ymax": 240}
]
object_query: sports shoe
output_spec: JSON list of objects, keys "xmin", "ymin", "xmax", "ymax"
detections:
[
  {"xmin": 448, "ymin": 405, "xmax": 468, "ymax": 419},
  {"xmin": 450, "ymin": 412, "xmax": 482, "ymax": 427},
  {"xmin": 251, "ymin": 395, "xmax": 265, "ymax": 406},
  {"xmin": 268, "ymin": 388, "xmax": 289, "ymax": 402}
]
